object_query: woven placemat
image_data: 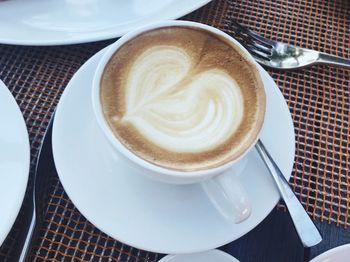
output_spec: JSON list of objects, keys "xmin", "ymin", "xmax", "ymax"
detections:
[{"xmin": 0, "ymin": 0, "xmax": 349, "ymax": 261}]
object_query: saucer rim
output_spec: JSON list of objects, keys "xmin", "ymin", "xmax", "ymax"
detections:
[
  {"xmin": 0, "ymin": 80, "xmax": 30, "ymax": 246},
  {"xmin": 310, "ymin": 244, "xmax": 350, "ymax": 262},
  {"xmin": 159, "ymin": 249, "xmax": 239, "ymax": 262}
]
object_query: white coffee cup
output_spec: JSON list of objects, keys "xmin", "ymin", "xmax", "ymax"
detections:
[{"xmin": 92, "ymin": 20, "xmax": 265, "ymax": 223}]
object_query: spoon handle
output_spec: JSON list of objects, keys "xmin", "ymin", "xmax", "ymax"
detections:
[
  {"xmin": 255, "ymin": 140, "xmax": 322, "ymax": 248},
  {"xmin": 318, "ymin": 53, "xmax": 350, "ymax": 68}
]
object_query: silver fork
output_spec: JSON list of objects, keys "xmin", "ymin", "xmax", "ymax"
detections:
[
  {"xmin": 15, "ymin": 118, "xmax": 55, "ymax": 262},
  {"xmin": 230, "ymin": 20, "xmax": 350, "ymax": 69}
]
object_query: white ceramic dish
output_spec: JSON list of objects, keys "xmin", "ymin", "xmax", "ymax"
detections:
[
  {"xmin": 0, "ymin": 80, "xmax": 30, "ymax": 246},
  {"xmin": 0, "ymin": 0, "xmax": 211, "ymax": 45},
  {"xmin": 310, "ymin": 244, "xmax": 350, "ymax": 262},
  {"xmin": 159, "ymin": 249, "xmax": 239, "ymax": 262},
  {"xmin": 52, "ymin": 48, "xmax": 295, "ymax": 254}
]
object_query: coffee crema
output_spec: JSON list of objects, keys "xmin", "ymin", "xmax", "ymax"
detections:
[{"xmin": 100, "ymin": 26, "xmax": 265, "ymax": 171}]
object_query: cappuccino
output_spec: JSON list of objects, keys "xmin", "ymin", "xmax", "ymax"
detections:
[{"xmin": 100, "ymin": 26, "xmax": 265, "ymax": 171}]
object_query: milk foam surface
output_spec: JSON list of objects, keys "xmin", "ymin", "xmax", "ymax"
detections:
[
  {"xmin": 122, "ymin": 46, "xmax": 244, "ymax": 152},
  {"xmin": 100, "ymin": 26, "xmax": 265, "ymax": 171}
]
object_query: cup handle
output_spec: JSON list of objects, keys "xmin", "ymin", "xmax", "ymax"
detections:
[{"xmin": 201, "ymin": 169, "xmax": 251, "ymax": 223}]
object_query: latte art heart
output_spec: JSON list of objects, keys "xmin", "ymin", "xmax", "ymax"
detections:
[
  {"xmin": 122, "ymin": 46, "xmax": 244, "ymax": 152},
  {"xmin": 100, "ymin": 26, "xmax": 265, "ymax": 171}
]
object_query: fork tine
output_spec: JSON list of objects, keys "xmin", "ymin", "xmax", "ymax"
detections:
[
  {"xmin": 251, "ymin": 55, "xmax": 269, "ymax": 66},
  {"xmin": 230, "ymin": 20, "xmax": 275, "ymax": 48},
  {"xmin": 234, "ymin": 33, "xmax": 272, "ymax": 55},
  {"xmin": 245, "ymin": 46, "xmax": 271, "ymax": 61},
  {"xmin": 240, "ymin": 44, "xmax": 270, "ymax": 66},
  {"xmin": 230, "ymin": 32, "xmax": 272, "ymax": 56},
  {"xmin": 233, "ymin": 36, "xmax": 270, "ymax": 60},
  {"xmin": 244, "ymin": 27, "xmax": 276, "ymax": 47}
]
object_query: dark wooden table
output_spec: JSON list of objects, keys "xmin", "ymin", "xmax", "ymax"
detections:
[{"xmin": 0, "ymin": 0, "xmax": 349, "ymax": 261}]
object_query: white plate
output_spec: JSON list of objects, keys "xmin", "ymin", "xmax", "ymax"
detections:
[
  {"xmin": 52, "ymin": 48, "xmax": 295, "ymax": 254},
  {"xmin": 310, "ymin": 244, "xmax": 350, "ymax": 262},
  {"xmin": 0, "ymin": 0, "xmax": 211, "ymax": 46},
  {"xmin": 0, "ymin": 81, "xmax": 30, "ymax": 246},
  {"xmin": 159, "ymin": 250, "xmax": 239, "ymax": 262}
]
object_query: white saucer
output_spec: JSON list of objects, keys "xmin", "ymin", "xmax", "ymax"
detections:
[
  {"xmin": 159, "ymin": 250, "xmax": 239, "ymax": 262},
  {"xmin": 53, "ymin": 48, "xmax": 295, "ymax": 253},
  {"xmin": 0, "ymin": 0, "xmax": 211, "ymax": 45},
  {"xmin": 0, "ymin": 81, "xmax": 30, "ymax": 246},
  {"xmin": 310, "ymin": 244, "xmax": 350, "ymax": 262}
]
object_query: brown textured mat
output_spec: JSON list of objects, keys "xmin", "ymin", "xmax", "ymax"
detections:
[{"xmin": 0, "ymin": 0, "xmax": 349, "ymax": 261}]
